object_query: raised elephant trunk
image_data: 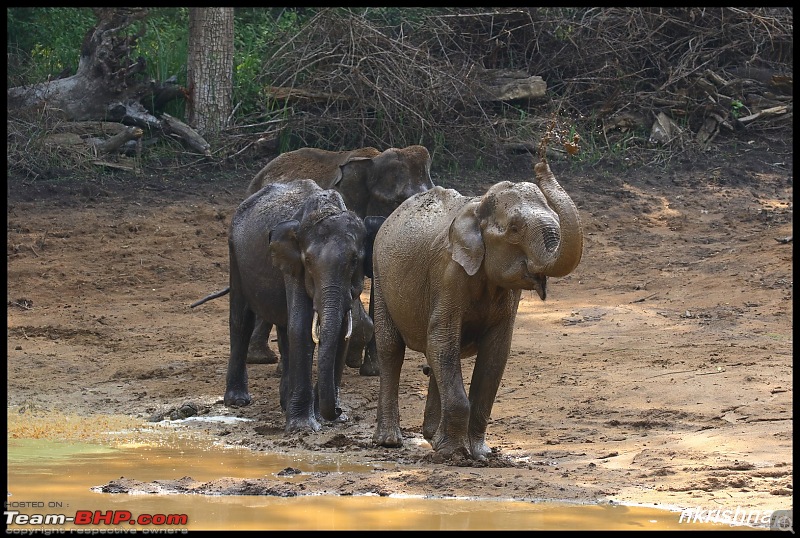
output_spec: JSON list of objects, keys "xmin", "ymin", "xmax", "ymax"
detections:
[
  {"xmin": 534, "ymin": 161, "xmax": 584, "ymax": 278},
  {"xmin": 315, "ymin": 297, "xmax": 350, "ymax": 421}
]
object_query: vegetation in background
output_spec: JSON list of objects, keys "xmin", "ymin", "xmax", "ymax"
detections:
[{"xmin": 6, "ymin": 7, "xmax": 793, "ymax": 180}]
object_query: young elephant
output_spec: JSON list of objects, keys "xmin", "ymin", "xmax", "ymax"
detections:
[
  {"xmin": 372, "ymin": 161, "xmax": 583, "ymax": 460},
  {"xmin": 246, "ymin": 145, "xmax": 434, "ymax": 375},
  {"xmin": 226, "ymin": 179, "xmax": 381, "ymax": 433}
]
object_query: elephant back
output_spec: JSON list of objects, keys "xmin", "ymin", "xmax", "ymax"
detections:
[
  {"xmin": 247, "ymin": 147, "xmax": 380, "ymax": 196},
  {"xmin": 374, "ymin": 186, "xmax": 467, "ymax": 269}
]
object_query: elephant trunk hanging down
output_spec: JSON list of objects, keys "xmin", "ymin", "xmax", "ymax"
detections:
[
  {"xmin": 371, "ymin": 160, "xmax": 583, "ymax": 460},
  {"xmin": 224, "ymin": 179, "xmax": 381, "ymax": 433}
]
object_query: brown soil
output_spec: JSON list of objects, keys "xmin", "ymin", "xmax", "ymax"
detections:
[{"xmin": 6, "ymin": 138, "xmax": 793, "ymax": 518}]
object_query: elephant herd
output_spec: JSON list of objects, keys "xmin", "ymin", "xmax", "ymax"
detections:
[{"xmin": 191, "ymin": 145, "xmax": 583, "ymax": 461}]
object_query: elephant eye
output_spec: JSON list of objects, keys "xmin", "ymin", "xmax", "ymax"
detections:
[{"xmin": 506, "ymin": 221, "xmax": 523, "ymax": 243}]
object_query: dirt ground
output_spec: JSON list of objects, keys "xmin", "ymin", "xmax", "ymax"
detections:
[{"xmin": 6, "ymin": 136, "xmax": 793, "ymax": 521}]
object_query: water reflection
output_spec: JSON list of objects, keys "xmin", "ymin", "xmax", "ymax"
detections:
[{"xmin": 6, "ymin": 415, "xmax": 733, "ymax": 531}]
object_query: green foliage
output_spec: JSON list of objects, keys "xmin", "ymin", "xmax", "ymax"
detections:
[
  {"xmin": 232, "ymin": 8, "xmax": 304, "ymax": 117},
  {"xmin": 136, "ymin": 8, "xmax": 188, "ymax": 81},
  {"xmin": 730, "ymin": 99, "xmax": 745, "ymax": 119},
  {"xmin": 6, "ymin": 8, "xmax": 95, "ymax": 85}
]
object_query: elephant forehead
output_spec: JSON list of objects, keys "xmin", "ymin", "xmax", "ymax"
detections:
[
  {"xmin": 300, "ymin": 211, "xmax": 365, "ymax": 243},
  {"xmin": 492, "ymin": 182, "xmax": 548, "ymax": 206}
]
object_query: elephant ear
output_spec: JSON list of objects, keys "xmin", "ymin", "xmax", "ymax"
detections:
[
  {"xmin": 443, "ymin": 201, "xmax": 484, "ymax": 276},
  {"xmin": 333, "ymin": 157, "xmax": 372, "ymax": 187},
  {"xmin": 363, "ymin": 216, "xmax": 386, "ymax": 279},
  {"xmin": 268, "ymin": 220, "xmax": 303, "ymax": 277}
]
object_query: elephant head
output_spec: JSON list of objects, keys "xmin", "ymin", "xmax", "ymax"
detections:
[
  {"xmin": 268, "ymin": 190, "xmax": 373, "ymax": 421},
  {"xmin": 334, "ymin": 145, "xmax": 434, "ymax": 218},
  {"xmin": 439, "ymin": 161, "xmax": 583, "ymax": 299}
]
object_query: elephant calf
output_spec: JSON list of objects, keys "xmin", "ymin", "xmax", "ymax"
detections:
[
  {"xmin": 226, "ymin": 179, "xmax": 381, "ymax": 433},
  {"xmin": 372, "ymin": 161, "xmax": 584, "ymax": 460},
  {"xmin": 245, "ymin": 145, "xmax": 435, "ymax": 375}
]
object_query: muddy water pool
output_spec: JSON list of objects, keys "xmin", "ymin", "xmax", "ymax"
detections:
[{"xmin": 6, "ymin": 412, "xmax": 732, "ymax": 531}]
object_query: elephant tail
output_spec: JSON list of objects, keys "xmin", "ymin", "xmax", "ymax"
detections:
[{"xmin": 190, "ymin": 287, "xmax": 230, "ymax": 308}]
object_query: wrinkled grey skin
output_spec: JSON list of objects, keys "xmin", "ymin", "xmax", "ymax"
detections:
[
  {"xmin": 246, "ymin": 146, "xmax": 434, "ymax": 376},
  {"xmin": 372, "ymin": 161, "xmax": 584, "ymax": 460},
  {"xmin": 225, "ymin": 179, "xmax": 380, "ymax": 432}
]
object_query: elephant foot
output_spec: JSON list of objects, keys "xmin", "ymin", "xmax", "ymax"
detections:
[
  {"xmin": 469, "ymin": 436, "xmax": 492, "ymax": 461},
  {"xmin": 246, "ymin": 341, "xmax": 279, "ymax": 364},
  {"xmin": 285, "ymin": 415, "xmax": 321, "ymax": 433},
  {"xmin": 373, "ymin": 425, "xmax": 403, "ymax": 448},
  {"xmin": 430, "ymin": 446, "xmax": 473, "ymax": 464},
  {"xmin": 431, "ymin": 433, "xmax": 480, "ymax": 461},
  {"xmin": 336, "ymin": 409, "xmax": 349, "ymax": 423},
  {"xmin": 223, "ymin": 389, "xmax": 251, "ymax": 408},
  {"xmin": 359, "ymin": 358, "xmax": 380, "ymax": 377}
]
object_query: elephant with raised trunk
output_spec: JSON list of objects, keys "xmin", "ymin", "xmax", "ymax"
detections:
[
  {"xmin": 371, "ymin": 160, "xmax": 583, "ymax": 460},
  {"xmin": 245, "ymin": 145, "xmax": 434, "ymax": 375},
  {"xmin": 225, "ymin": 179, "xmax": 382, "ymax": 432}
]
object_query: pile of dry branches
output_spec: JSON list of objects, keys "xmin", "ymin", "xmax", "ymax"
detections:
[{"xmin": 254, "ymin": 7, "xmax": 792, "ymax": 165}]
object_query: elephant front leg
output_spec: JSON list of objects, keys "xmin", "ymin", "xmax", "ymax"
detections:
[
  {"xmin": 422, "ymin": 370, "xmax": 440, "ymax": 441},
  {"xmin": 283, "ymin": 292, "xmax": 320, "ymax": 433},
  {"xmin": 428, "ymin": 355, "xmax": 472, "ymax": 459},
  {"xmin": 276, "ymin": 327, "xmax": 289, "ymax": 411},
  {"xmin": 425, "ymin": 310, "xmax": 472, "ymax": 458},
  {"xmin": 372, "ymin": 291, "xmax": 406, "ymax": 447},
  {"xmin": 225, "ymin": 293, "xmax": 255, "ymax": 407},
  {"xmin": 465, "ymin": 323, "xmax": 515, "ymax": 460}
]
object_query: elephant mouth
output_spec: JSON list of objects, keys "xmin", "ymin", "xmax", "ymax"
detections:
[
  {"xmin": 522, "ymin": 269, "xmax": 547, "ymax": 301},
  {"xmin": 311, "ymin": 310, "xmax": 353, "ymax": 344}
]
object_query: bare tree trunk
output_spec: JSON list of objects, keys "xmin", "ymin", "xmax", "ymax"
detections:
[{"xmin": 187, "ymin": 8, "xmax": 234, "ymax": 136}]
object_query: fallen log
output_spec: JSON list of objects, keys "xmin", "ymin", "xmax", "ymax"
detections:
[
  {"xmin": 161, "ymin": 113, "xmax": 212, "ymax": 157},
  {"xmin": 92, "ymin": 126, "xmax": 143, "ymax": 154}
]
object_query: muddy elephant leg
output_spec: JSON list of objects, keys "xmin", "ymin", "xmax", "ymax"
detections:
[
  {"xmin": 427, "ymin": 347, "xmax": 471, "ymax": 458},
  {"xmin": 276, "ymin": 326, "xmax": 289, "ymax": 411},
  {"xmin": 422, "ymin": 371, "xmax": 440, "ymax": 441},
  {"xmin": 423, "ymin": 304, "xmax": 472, "ymax": 458},
  {"xmin": 466, "ymin": 322, "xmax": 515, "ymax": 460},
  {"xmin": 373, "ymin": 282, "xmax": 406, "ymax": 447},
  {"xmin": 246, "ymin": 317, "xmax": 279, "ymax": 364},
  {"xmin": 359, "ymin": 281, "xmax": 380, "ymax": 376},
  {"xmin": 225, "ymin": 288, "xmax": 255, "ymax": 407},
  {"xmin": 283, "ymin": 289, "xmax": 320, "ymax": 433},
  {"xmin": 274, "ymin": 326, "xmax": 287, "ymax": 377}
]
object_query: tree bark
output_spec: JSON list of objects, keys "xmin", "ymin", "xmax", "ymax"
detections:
[{"xmin": 187, "ymin": 8, "xmax": 234, "ymax": 136}]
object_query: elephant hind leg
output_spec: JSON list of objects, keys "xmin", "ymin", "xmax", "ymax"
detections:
[
  {"xmin": 359, "ymin": 282, "xmax": 380, "ymax": 376},
  {"xmin": 225, "ymin": 292, "xmax": 255, "ymax": 408},
  {"xmin": 246, "ymin": 318, "xmax": 279, "ymax": 364}
]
